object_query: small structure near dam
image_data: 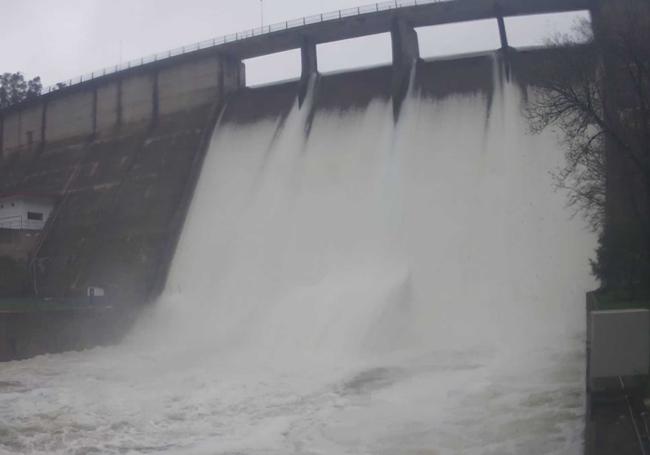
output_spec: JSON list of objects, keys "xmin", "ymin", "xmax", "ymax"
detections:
[{"xmin": 0, "ymin": 193, "xmax": 54, "ymax": 231}]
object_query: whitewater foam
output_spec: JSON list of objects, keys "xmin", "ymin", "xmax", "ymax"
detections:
[{"xmin": 0, "ymin": 69, "xmax": 594, "ymax": 455}]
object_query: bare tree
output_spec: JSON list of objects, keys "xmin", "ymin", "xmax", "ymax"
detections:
[
  {"xmin": 527, "ymin": 3, "xmax": 650, "ymax": 290},
  {"xmin": 527, "ymin": 21, "xmax": 606, "ymax": 230}
]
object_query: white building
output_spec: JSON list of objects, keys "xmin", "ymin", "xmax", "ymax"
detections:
[{"xmin": 0, "ymin": 194, "xmax": 55, "ymax": 230}]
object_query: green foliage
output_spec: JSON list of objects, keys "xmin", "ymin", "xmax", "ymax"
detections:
[
  {"xmin": 592, "ymin": 229, "xmax": 650, "ymax": 290},
  {"xmin": 0, "ymin": 72, "xmax": 42, "ymax": 109},
  {"xmin": 590, "ymin": 286, "xmax": 650, "ymax": 311}
]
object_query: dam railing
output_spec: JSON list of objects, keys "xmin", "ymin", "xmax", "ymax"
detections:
[{"xmin": 41, "ymin": 0, "xmax": 449, "ymax": 95}]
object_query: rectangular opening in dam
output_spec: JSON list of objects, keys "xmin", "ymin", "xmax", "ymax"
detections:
[
  {"xmin": 244, "ymin": 49, "xmax": 301, "ymax": 87},
  {"xmin": 505, "ymin": 11, "xmax": 593, "ymax": 48},
  {"xmin": 416, "ymin": 19, "xmax": 501, "ymax": 60},
  {"xmin": 317, "ymin": 33, "xmax": 391, "ymax": 74}
]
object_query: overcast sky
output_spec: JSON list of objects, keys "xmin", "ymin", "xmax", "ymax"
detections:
[{"xmin": 2, "ymin": 1, "xmax": 590, "ymax": 87}]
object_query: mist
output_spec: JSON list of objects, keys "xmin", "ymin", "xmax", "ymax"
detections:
[{"xmin": 0, "ymin": 63, "xmax": 595, "ymax": 454}]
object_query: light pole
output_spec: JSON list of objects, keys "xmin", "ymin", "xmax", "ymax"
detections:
[{"xmin": 260, "ymin": 0, "xmax": 264, "ymax": 28}]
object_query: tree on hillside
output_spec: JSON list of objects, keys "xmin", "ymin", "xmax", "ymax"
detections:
[
  {"xmin": 0, "ymin": 72, "xmax": 42, "ymax": 109},
  {"xmin": 526, "ymin": 3, "xmax": 650, "ymax": 291}
]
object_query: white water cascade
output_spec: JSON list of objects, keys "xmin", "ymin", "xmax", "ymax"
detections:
[{"xmin": 0, "ymin": 71, "xmax": 595, "ymax": 455}]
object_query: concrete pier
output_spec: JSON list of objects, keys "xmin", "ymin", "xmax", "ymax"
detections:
[
  {"xmin": 391, "ymin": 17, "xmax": 419, "ymax": 117},
  {"xmin": 299, "ymin": 38, "xmax": 319, "ymax": 104},
  {"xmin": 391, "ymin": 17, "xmax": 420, "ymax": 69}
]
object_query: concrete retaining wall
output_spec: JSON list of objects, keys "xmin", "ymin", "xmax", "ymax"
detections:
[
  {"xmin": 159, "ymin": 56, "xmax": 220, "ymax": 115},
  {"xmin": 121, "ymin": 73, "xmax": 154, "ymax": 126},
  {"xmin": 1, "ymin": 104, "xmax": 44, "ymax": 154},
  {"xmin": 96, "ymin": 82, "xmax": 119, "ymax": 133},
  {"xmin": 47, "ymin": 90, "xmax": 94, "ymax": 142},
  {"xmin": 20, "ymin": 106, "xmax": 44, "ymax": 147},
  {"xmin": 0, "ymin": 54, "xmax": 242, "ymax": 157},
  {"xmin": 0, "ymin": 51, "xmax": 244, "ymax": 303},
  {"xmin": 0, "ymin": 304, "xmax": 137, "ymax": 361},
  {"xmin": 0, "ymin": 230, "xmax": 40, "ymax": 262},
  {"xmin": 1, "ymin": 113, "xmax": 21, "ymax": 151}
]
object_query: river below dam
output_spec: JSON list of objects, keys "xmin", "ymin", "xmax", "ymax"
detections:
[{"xmin": 0, "ymin": 75, "xmax": 595, "ymax": 454}]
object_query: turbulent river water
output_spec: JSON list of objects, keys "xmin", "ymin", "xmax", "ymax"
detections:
[{"xmin": 0, "ymin": 73, "xmax": 595, "ymax": 454}]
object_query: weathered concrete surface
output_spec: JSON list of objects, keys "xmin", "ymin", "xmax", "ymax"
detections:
[
  {"xmin": 589, "ymin": 309, "xmax": 650, "ymax": 381},
  {"xmin": 584, "ymin": 292, "xmax": 650, "ymax": 454},
  {"xmin": 33, "ymin": 109, "xmax": 215, "ymax": 301},
  {"xmin": 120, "ymin": 73, "xmax": 154, "ymax": 126},
  {"xmin": 1, "ymin": 55, "xmax": 241, "ymax": 158},
  {"xmin": 224, "ymin": 48, "xmax": 574, "ymax": 125},
  {"xmin": 0, "ymin": 302, "xmax": 137, "ymax": 361},
  {"xmin": 96, "ymin": 82, "xmax": 119, "ymax": 133},
  {"xmin": 18, "ymin": 106, "xmax": 43, "ymax": 149},
  {"xmin": 1, "ymin": 105, "xmax": 44, "ymax": 153},
  {"xmin": 0, "ymin": 49, "xmax": 243, "ymax": 310},
  {"xmin": 391, "ymin": 17, "xmax": 419, "ymax": 115},
  {"xmin": 224, "ymin": 81, "xmax": 299, "ymax": 125},
  {"xmin": 299, "ymin": 39, "xmax": 319, "ymax": 103},
  {"xmin": 0, "ymin": 100, "xmax": 234, "ymax": 305},
  {"xmin": 0, "ymin": 230, "xmax": 40, "ymax": 262},
  {"xmin": 47, "ymin": 91, "xmax": 94, "ymax": 142},
  {"xmin": 159, "ymin": 56, "xmax": 223, "ymax": 115},
  {"xmin": 391, "ymin": 17, "xmax": 420, "ymax": 69},
  {"xmin": 300, "ymin": 39, "xmax": 318, "ymax": 82}
]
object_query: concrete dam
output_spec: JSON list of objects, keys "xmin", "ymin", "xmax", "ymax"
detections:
[{"xmin": 0, "ymin": 0, "xmax": 597, "ymax": 453}]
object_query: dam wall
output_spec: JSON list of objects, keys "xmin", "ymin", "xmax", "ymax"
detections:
[
  {"xmin": 0, "ymin": 52, "xmax": 244, "ymax": 359},
  {"xmin": 0, "ymin": 0, "xmax": 596, "ymax": 360},
  {"xmin": 0, "ymin": 0, "xmax": 591, "ymax": 160},
  {"xmin": 0, "ymin": 52, "xmax": 244, "ymax": 305},
  {"xmin": 0, "ymin": 54, "xmax": 244, "ymax": 157},
  {"xmin": 0, "ymin": 45, "xmax": 579, "ymax": 359}
]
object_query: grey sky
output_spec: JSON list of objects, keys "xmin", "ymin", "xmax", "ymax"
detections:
[{"xmin": 2, "ymin": 1, "xmax": 590, "ymax": 87}]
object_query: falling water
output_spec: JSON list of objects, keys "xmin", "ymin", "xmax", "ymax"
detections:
[{"xmin": 0, "ymin": 66, "xmax": 595, "ymax": 454}]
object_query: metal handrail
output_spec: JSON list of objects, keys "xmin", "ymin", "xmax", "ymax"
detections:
[{"xmin": 41, "ymin": 0, "xmax": 449, "ymax": 95}]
